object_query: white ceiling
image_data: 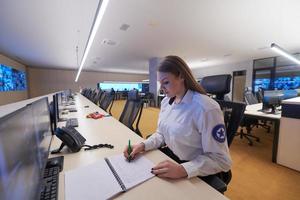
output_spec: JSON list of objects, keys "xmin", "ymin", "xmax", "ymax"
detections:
[{"xmin": 1, "ymin": 0, "xmax": 300, "ymax": 75}]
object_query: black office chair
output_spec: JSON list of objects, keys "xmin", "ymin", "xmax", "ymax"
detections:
[
  {"xmin": 199, "ymin": 74, "xmax": 247, "ymax": 193},
  {"xmin": 201, "ymin": 74, "xmax": 232, "ymax": 100},
  {"xmin": 99, "ymin": 91, "xmax": 115, "ymax": 115},
  {"xmin": 238, "ymin": 90, "xmax": 270, "ymax": 146},
  {"xmin": 91, "ymin": 90, "xmax": 101, "ymax": 105},
  {"xmin": 119, "ymin": 90, "xmax": 143, "ymax": 137},
  {"xmin": 212, "ymin": 100, "xmax": 246, "ymax": 192},
  {"xmin": 256, "ymin": 88, "xmax": 264, "ymax": 103},
  {"xmin": 142, "ymin": 92, "xmax": 155, "ymax": 107}
]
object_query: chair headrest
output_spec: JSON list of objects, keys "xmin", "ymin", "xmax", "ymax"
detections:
[
  {"xmin": 128, "ymin": 90, "xmax": 139, "ymax": 100},
  {"xmin": 201, "ymin": 74, "xmax": 232, "ymax": 95}
]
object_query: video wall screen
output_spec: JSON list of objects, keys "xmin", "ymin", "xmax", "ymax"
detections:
[
  {"xmin": 274, "ymin": 76, "xmax": 300, "ymax": 90},
  {"xmin": 254, "ymin": 78, "xmax": 271, "ymax": 92},
  {"xmin": 0, "ymin": 64, "xmax": 27, "ymax": 91},
  {"xmin": 98, "ymin": 82, "xmax": 149, "ymax": 92}
]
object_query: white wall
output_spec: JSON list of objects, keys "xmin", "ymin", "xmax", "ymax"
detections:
[
  {"xmin": 192, "ymin": 60, "xmax": 253, "ymax": 98},
  {"xmin": 0, "ymin": 54, "xmax": 28, "ymax": 106}
]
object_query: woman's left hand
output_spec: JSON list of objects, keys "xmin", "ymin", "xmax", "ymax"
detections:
[{"xmin": 151, "ymin": 160, "xmax": 188, "ymax": 179}]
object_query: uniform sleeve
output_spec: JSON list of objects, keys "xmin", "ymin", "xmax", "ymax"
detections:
[
  {"xmin": 143, "ymin": 130, "xmax": 165, "ymax": 151},
  {"xmin": 181, "ymin": 108, "xmax": 232, "ymax": 178},
  {"xmin": 143, "ymin": 97, "xmax": 168, "ymax": 151}
]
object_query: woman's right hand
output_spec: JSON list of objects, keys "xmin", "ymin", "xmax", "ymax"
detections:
[{"xmin": 123, "ymin": 142, "xmax": 145, "ymax": 161}]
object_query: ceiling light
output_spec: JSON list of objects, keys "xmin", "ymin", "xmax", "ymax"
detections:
[
  {"xmin": 75, "ymin": 0, "xmax": 110, "ymax": 82},
  {"xmin": 271, "ymin": 43, "xmax": 300, "ymax": 65},
  {"xmin": 120, "ymin": 24, "xmax": 130, "ymax": 31},
  {"xmin": 101, "ymin": 39, "xmax": 118, "ymax": 46}
]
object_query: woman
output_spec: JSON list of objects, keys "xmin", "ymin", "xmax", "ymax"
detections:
[{"xmin": 124, "ymin": 55, "xmax": 231, "ymax": 179}]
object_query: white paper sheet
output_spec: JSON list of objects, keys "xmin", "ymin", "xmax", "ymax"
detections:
[
  {"xmin": 65, "ymin": 159, "xmax": 122, "ymax": 200},
  {"xmin": 108, "ymin": 154, "xmax": 155, "ymax": 190}
]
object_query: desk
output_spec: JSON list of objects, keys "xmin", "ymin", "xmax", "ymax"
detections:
[
  {"xmin": 277, "ymin": 97, "xmax": 300, "ymax": 171},
  {"xmin": 244, "ymin": 103, "xmax": 281, "ymax": 163},
  {"xmin": 52, "ymin": 93, "xmax": 228, "ymax": 200}
]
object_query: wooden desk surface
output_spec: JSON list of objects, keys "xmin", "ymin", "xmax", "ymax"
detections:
[{"xmin": 52, "ymin": 93, "xmax": 228, "ymax": 200}]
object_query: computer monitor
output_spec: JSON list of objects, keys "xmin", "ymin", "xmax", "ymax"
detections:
[
  {"xmin": 54, "ymin": 93, "xmax": 65, "ymax": 122},
  {"xmin": 0, "ymin": 98, "xmax": 53, "ymax": 200},
  {"xmin": 262, "ymin": 90, "xmax": 284, "ymax": 114},
  {"xmin": 29, "ymin": 97, "xmax": 53, "ymax": 172}
]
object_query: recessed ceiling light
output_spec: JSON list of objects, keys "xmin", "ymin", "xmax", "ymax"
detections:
[
  {"xmin": 101, "ymin": 39, "xmax": 118, "ymax": 46},
  {"xmin": 120, "ymin": 24, "xmax": 130, "ymax": 31}
]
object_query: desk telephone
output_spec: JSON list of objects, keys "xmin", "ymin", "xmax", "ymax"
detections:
[
  {"xmin": 51, "ymin": 127, "xmax": 86, "ymax": 154},
  {"xmin": 52, "ymin": 127, "xmax": 114, "ymax": 154}
]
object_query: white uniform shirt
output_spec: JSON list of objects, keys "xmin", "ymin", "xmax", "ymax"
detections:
[{"xmin": 143, "ymin": 90, "xmax": 232, "ymax": 178}]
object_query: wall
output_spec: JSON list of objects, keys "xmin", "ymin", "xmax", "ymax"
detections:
[
  {"xmin": 192, "ymin": 60, "xmax": 253, "ymax": 98},
  {"xmin": 0, "ymin": 54, "xmax": 28, "ymax": 106},
  {"xmin": 27, "ymin": 67, "xmax": 148, "ymax": 98}
]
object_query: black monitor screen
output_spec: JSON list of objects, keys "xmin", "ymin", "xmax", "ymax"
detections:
[
  {"xmin": 30, "ymin": 98, "xmax": 53, "ymax": 173},
  {"xmin": 0, "ymin": 98, "xmax": 53, "ymax": 200},
  {"xmin": 54, "ymin": 93, "xmax": 60, "ymax": 122},
  {"xmin": 262, "ymin": 90, "xmax": 284, "ymax": 113}
]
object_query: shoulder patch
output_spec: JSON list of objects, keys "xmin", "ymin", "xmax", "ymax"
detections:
[{"xmin": 212, "ymin": 124, "xmax": 226, "ymax": 143}]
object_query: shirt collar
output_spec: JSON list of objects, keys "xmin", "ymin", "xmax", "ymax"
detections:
[{"xmin": 179, "ymin": 89, "xmax": 193, "ymax": 104}]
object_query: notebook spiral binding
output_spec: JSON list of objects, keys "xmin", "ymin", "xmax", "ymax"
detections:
[{"xmin": 104, "ymin": 158, "xmax": 127, "ymax": 192}]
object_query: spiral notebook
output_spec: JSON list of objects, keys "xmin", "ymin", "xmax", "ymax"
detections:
[{"xmin": 65, "ymin": 154, "xmax": 155, "ymax": 200}]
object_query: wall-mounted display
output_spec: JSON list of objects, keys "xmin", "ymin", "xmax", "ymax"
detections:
[
  {"xmin": 253, "ymin": 56, "xmax": 300, "ymax": 92},
  {"xmin": 0, "ymin": 64, "xmax": 27, "ymax": 91},
  {"xmin": 98, "ymin": 82, "xmax": 149, "ymax": 93}
]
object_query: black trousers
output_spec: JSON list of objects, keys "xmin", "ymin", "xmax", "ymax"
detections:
[{"xmin": 159, "ymin": 146, "xmax": 228, "ymax": 193}]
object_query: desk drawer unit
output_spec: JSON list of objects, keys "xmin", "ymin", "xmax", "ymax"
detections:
[{"xmin": 277, "ymin": 102, "xmax": 300, "ymax": 172}]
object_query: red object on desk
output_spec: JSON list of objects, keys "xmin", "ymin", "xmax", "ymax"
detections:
[{"xmin": 86, "ymin": 112, "xmax": 104, "ymax": 119}]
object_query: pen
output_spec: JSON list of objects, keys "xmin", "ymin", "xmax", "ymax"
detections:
[{"xmin": 127, "ymin": 139, "xmax": 132, "ymax": 162}]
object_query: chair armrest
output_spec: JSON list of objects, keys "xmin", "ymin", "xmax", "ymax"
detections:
[{"xmin": 200, "ymin": 175, "xmax": 227, "ymax": 194}]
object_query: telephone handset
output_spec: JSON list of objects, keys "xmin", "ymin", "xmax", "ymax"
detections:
[{"xmin": 51, "ymin": 127, "xmax": 86, "ymax": 154}]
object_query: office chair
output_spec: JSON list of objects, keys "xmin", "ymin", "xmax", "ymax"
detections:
[
  {"xmin": 200, "ymin": 74, "xmax": 234, "ymax": 127},
  {"xmin": 92, "ymin": 90, "xmax": 102, "ymax": 105},
  {"xmin": 201, "ymin": 74, "xmax": 232, "ymax": 100},
  {"xmin": 119, "ymin": 90, "xmax": 143, "ymax": 137},
  {"xmin": 99, "ymin": 91, "xmax": 115, "ymax": 115},
  {"xmin": 238, "ymin": 90, "xmax": 270, "ymax": 146},
  {"xmin": 210, "ymin": 100, "xmax": 246, "ymax": 193},
  {"xmin": 256, "ymin": 88, "xmax": 264, "ymax": 103},
  {"xmin": 142, "ymin": 92, "xmax": 155, "ymax": 107}
]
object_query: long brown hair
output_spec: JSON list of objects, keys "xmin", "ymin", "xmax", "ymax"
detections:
[{"xmin": 158, "ymin": 55, "xmax": 206, "ymax": 95}]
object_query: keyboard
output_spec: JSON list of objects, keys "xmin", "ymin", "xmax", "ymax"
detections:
[
  {"xmin": 40, "ymin": 156, "xmax": 64, "ymax": 200},
  {"xmin": 40, "ymin": 167, "xmax": 59, "ymax": 200},
  {"xmin": 68, "ymin": 108, "xmax": 77, "ymax": 112},
  {"xmin": 66, "ymin": 118, "xmax": 78, "ymax": 127}
]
